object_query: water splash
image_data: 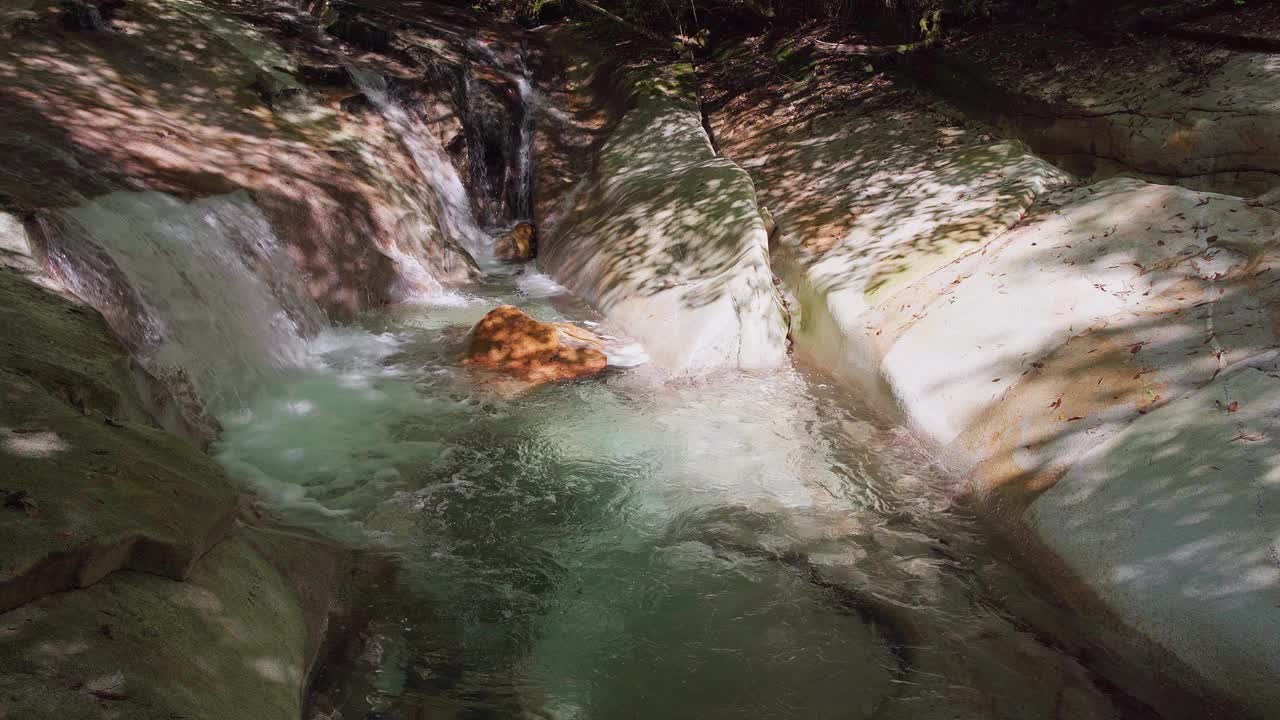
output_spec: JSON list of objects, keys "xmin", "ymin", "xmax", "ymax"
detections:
[{"xmin": 38, "ymin": 190, "xmax": 325, "ymax": 411}]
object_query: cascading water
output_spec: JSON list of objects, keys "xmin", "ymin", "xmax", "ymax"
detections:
[
  {"xmin": 513, "ymin": 74, "xmax": 535, "ymax": 220},
  {"xmin": 218, "ymin": 273, "xmax": 1144, "ymax": 719},
  {"xmin": 349, "ymin": 67, "xmax": 492, "ymax": 258},
  {"xmin": 16, "ymin": 27, "xmax": 1163, "ymax": 720},
  {"xmin": 37, "ymin": 190, "xmax": 325, "ymax": 412}
]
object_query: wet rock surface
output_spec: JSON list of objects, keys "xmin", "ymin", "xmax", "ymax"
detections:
[
  {"xmin": 463, "ymin": 305, "xmax": 607, "ymax": 384},
  {"xmin": 0, "ymin": 0, "xmax": 489, "ymax": 322},
  {"xmin": 494, "ymin": 221, "xmax": 536, "ymax": 262},
  {"xmin": 0, "ymin": 537, "xmax": 308, "ymax": 720},
  {"xmin": 707, "ymin": 24, "xmax": 1280, "ymax": 719},
  {"xmin": 537, "ymin": 60, "xmax": 789, "ymax": 375},
  {"xmin": 0, "ymin": 213, "xmax": 350, "ymax": 720}
]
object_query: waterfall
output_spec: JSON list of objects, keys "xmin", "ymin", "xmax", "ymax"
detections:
[
  {"xmin": 37, "ymin": 191, "xmax": 325, "ymax": 412},
  {"xmin": 348, "ymin": 68, "xmax": 490, "ymax": 258},
  {"xmin": 513, "ymin": 75, "xmax": 535, "ymax": 221},
  {"xmin": 466, "ymin": 38, "xmax": 540, "ymax": 225}
]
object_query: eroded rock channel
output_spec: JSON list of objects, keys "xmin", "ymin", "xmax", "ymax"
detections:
[{"xmin": 1, "ymin": 1, "xmax": 1277, "ymax": 719}]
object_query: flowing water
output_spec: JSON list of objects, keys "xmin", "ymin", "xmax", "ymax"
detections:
[
  {"xmin": 26, "ymin": 38, "xmax": 1163, "ymax": 719},
  {"xmin": 29, "ymin": 150, "xmax": 1159, "ymax": 720},
  {"xmin": 350, "ymin": 68, "xmax": 491, "ymax": 259},
  {"xmin": 212, "ymin": 262, "xmax": 1155, "ymax": 720},
  {"xmin": 36, "ymin": 190, "xmax": 324, "ymax": 411}
]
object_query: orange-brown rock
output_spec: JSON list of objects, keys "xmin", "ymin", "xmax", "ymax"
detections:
[
  {"xmin": 463, "ymin": 306, "xmax": 606, "ymax": 383},
  {"xmin": 493, "ymin": 222, "xmax": 536, "ymax": 262}
]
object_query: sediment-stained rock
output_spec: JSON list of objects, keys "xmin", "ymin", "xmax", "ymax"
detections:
[{"xmin": 463, "ymin": 305, "xmax": 607, "ymax": 384}]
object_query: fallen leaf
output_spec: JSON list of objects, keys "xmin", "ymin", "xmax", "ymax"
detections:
[
  {"xmin": 1048, "ymin": 397, "xmax": 1062, "ymax": 409},
  {"xmin": 1066, "ymin": 416, "xmax": 1085, "ymax": 422},
  {"xmin": 1228, "ymin": 401, "xmax": 1239, "ymax": 413}
]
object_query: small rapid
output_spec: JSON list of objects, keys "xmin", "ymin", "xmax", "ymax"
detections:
[
  {"xmin": 213, "ymin": 261, "xmax": 1149, "ymax": 720},
  {"xmin": 34, "ymin": 190, "xmax": 325, "ymax": 412},
  {"xmin": 21, "ymin": 29, "xmax": 1161, "ymax": 718}
]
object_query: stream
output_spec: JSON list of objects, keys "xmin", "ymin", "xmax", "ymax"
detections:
[
  {"xmin": 25, "ymin": 39, "xmax": 1163, "ymax": 719},
  {"xmin": 211, "ymin": 262, "xmax": 1151, "ymax": 720}
]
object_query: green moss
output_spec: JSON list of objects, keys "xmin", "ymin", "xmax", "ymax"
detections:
[
  {"xmin": 0, "ymin": 537, "xmax": 307, "ymax": 720},
  {"xmin": 0, "ymin": 270, "xmax": 146, "ymax": 421},
  {"xmin": 0, "ymin": 269, "xmax": 237, "ymax": 614},
  {"xmin": 625, "ymin": 63, "xmax": 699, "ymax": 108}
]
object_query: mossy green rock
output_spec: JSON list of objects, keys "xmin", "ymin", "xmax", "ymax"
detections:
[
  {"xmin": 0, "ymin": 267, "xmax": 237, "ymax": 614},
  {"xmin": 0, "ymin": 536, "xmax": 307, "ymax": 720}
]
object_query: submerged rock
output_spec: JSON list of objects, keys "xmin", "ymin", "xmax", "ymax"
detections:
[
  {"xmin": 494, "ymin": 222, "xmax": 536, "ymax": 262},
  {"xmin": 463, "ymin": 305, "xmax": 606, "ymax": 384}
]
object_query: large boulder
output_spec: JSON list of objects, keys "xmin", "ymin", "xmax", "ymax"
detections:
[
  {"xmin": 463, "ymin": 305, "xmax": 607, "ymax": 384},
  {"xmin": 537, "ymin": 63, "xmax": 789, "ymax": 375},
  {"xmin": 494, "ymin": 221, "xmax": 536, "ymax": 262}
]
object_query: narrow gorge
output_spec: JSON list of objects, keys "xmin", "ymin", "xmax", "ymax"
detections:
[{"xmin": 1, "ymin": 1, "xmax": 1277, "ymax": 719}]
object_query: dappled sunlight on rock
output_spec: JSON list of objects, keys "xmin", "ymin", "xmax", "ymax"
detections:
[
  {"xmin": 0, "ymin": 0, "xmax": 476, "ymax": 320},
  {"xmin": 703, "ymin": 23, "xmax": 1280, "ymax": 716},
  {"xmin": 463, "ymin": 305, "xmax": 607, "ymax": 384},
  {"xmin": 539, "ymin": 61, "xmax": 788, "ymax": 374},
  {"xmin": 251, "ymin": 656, "xmax": 303, "ymax": 685},
  {"xmin": 923, "ymin": 19, "xmax": 1280, "ymax": 196},
  {"xmin": 1, "ymin": 429, "xmax": 68, "ymax": 459}
]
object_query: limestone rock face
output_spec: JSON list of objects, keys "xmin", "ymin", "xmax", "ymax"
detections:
[
  {"xmin": 494, "ymin": 222, "xmax": 536, "ymax": 262},
  {"xmin": 1027, "ymin": 367, "xmax": 1280, "ymax": 720},
  {"xmin": 463, "ymin": 305, "xmax": 607, "ymax": 384},
  {"xmin": 781, "ymin": 175, "xmax": 1280, "ymax": 718},
  {"xmin": 710, "ymin": 36, "xmax": 1280, "ymax": 715},
  {"xmin": 0, "ymin": 0, "xmax": 479, "ymax": 321},
  {"xmin": 873, "ymin": 179, "xmax": 1280, "ymax": 717},
  {"xmin": 537, "ymin": 63, "xmax": 789, "ymax": 375},
  {"xmin": 712, "ymin": 75, "xmax": 1072, "ymax": 413},
  {"xmin": 0, "ymin": 246, "xmax": 335, "ymax": 720}
]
